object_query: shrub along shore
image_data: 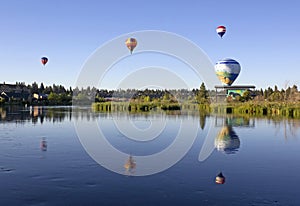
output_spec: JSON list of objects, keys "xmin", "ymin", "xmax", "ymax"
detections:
[{"xmin": 92, "ymin": 101, "xmax": 300, "ymax": 118}]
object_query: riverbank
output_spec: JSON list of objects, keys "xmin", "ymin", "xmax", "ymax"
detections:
[
  {"xmin": 91, "ymin": 101, "xmax": 300, "ymax": 118},
  {"xmin": 210, "ymin": 102, "xmax": 300, "ymax": 118}
]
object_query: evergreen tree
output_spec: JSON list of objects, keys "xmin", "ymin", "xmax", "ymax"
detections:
[
  {"xmin": 198, "ymin": 82, "xmax": 208, "ymax": 103},
  {"xmin": 39, "ymin": 83, "xmax": 45, "ymax": 93},
  {"xmin": 285, "ymin": 87, "xmax": 291, "ymax": 101},
  {"xmin": 31, "ymin": 82, "xmax": 39, "ymax": 93}
]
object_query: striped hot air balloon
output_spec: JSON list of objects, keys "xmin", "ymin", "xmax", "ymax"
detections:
[
  {"xmin": 215, "ymin": 58, "xmax": 241, "ymax": 86},
  {"xmin": 216, "ymin": 26, "xmax": 226, "ymax": 38},
  {"xmin": 125, "ymin": 37, "xmax": 137, "ymax": 54}
]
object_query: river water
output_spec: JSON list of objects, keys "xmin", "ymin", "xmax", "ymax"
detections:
[{"xmin": 0, "ymin": 106, "xmax": 299, "ymax": 206}]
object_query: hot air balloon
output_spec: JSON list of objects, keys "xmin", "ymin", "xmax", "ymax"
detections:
[
  {"xmin": 41, "ymin": 57, "xmax": 48, "ymax": 66},
  {"xmin": 215, "ymin": 58, "xmax": 241, "ymax": 86},
  {"xmin": 125, "ymin": 38, "xmax": 137, "ymax": 54},
  {"xmin": 215, "ymin": 172, "xmax": 225, "ymax": 184},
  {"xmin": 216, "ymin": 26, "xmax": 226, "ymax": 38}
]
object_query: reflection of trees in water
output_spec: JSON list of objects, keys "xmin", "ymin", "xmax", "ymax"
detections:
[
  {"xmin": 2, "ymin": 105, "xmax": 299, "ymax": 142},
  {"xmin": 0, "ymin": 106, "xmax": 74, "ymax": 124},
  {"xmin": 199, "ymin": 109, "xmax": 209, "ymax": 130},
  {"xmin": 199, "ymin": 113, "xmax": 206, "ymax": 130},
  {"xmin": 273, "ymin": 119, "xmax": 300, "ymax": 139},
  {"xmin": 0, "ymin": 106, "xmax": 31, "ymax": 122},
  {"xmin": 31, "ymin": 107, "xmax": 73, "ymax": 124},
  {"xmin": 214, "ymin": 115, "xmax": 254, "ymax": 128}
]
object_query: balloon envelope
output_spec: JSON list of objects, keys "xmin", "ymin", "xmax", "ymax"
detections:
[
  {"xmin": 41, "ymin": 57, "xmax": 48, "ymax": 66},
  {"xmin": 215, "ymin": 58, "xmax": 241, "ymax": 86},
  {"xmin": 125, "ymin": 38, "xmax": 137, "ymax": 54},
  {"xmin": 216, "ymin": 25, "xmax": 226, "ymax": 38}
]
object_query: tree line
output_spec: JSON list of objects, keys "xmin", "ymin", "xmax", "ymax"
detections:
[
  {"xmin": 253, "ymin": 85, "xmax": 300, "ymax": 102},
  {"xmin": 2, "ymin": 82, "xmax": 300, "ymax": 105}
]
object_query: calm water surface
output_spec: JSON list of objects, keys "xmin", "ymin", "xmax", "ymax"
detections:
[{"xmin": 0, "ymin": 106, "xmax": 300, "ymax": 206}]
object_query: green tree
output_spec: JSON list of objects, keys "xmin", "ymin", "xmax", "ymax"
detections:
[
  {"xmin": 39, "ymin": 83, "xmax": 45, "ymax": 93},
  {"xmin": 44, "ymin": 86, "xmax": 53, "ymax": 94},
  {"xmin": 68, "ymin": 87, "xmax": 73, "ymax": 95},
  {"xmin": 144, "ymin": 96, "xmax": 150, "ymax": 102},
  {"xmin": 242, "ymin": 90, "xmax": 251, "ymax": 101},
  {"xmin": 268, "ymin": 91, "xmax": 283, "ymax": 102},
  {"xmin": 163, "ymin": 93, "xmax": 170, "ymax": 101},
  {"xmin": 290, "ymin": 85, "xmax": 299, "ymax": 102},
  {"xmin": 48, "ymin": 92, "xmax": 59, "ymax": 104},
  {"xmin": 285, "ymin": 87, "xmax": 291, "ymax": 101},
  {"xmin": 198, "ymin": 82, "xmax": 208, "ymax": 103},
  {"xmin": 52, "ymin": 84, "xmax": 59, "ymax": 94},
  {"xmin": 263, "ymin": 89, "xmax": 268, "ymax": 100},
  {"xmin": 31, "ymin": 82, "xmax": 39, "ymax": 93}
]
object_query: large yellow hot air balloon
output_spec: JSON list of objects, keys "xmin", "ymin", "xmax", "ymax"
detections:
[
  {"xmin": 125, "ymin": 38, "xmax": 137, "ymax": 54},
  {"xmin": 215, "ymin": 58, "xmax": 241, "ymax": 86}
]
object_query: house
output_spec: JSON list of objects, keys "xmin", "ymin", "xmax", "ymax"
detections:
[
  {"xmin": 0, "ymin": 83, "xmax": 30, "ymax": 102},
  {"xmin": 32, "ymin": 93, "xmax": 48, "ymax": 100},
  {"xmin": 214, "ymin": 85, "xmax": 256, "ymax": 102}
]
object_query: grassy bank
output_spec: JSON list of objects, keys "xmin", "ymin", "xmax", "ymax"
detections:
[
  {"xmin": 92, "ymin": 101, "xmax": 300, "ymax": 118},
  {"xmin": 209, "ymin": 102, "xmax": 300, "ymax": 118},
  {"xmin": 92, "ymin": 102, "xmax": 183, "ymax": 112}
]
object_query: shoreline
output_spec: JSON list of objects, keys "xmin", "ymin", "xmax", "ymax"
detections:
[{"xmin": 91, "ymin": 101, "xmax": 300, "ymax": 119}]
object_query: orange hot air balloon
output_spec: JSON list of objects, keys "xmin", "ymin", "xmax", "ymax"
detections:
[
  {"xmin": 125, "ymin": 38, "xmax": 137, "ymax": 54},
  {"xmin": 41, "ymin": 57, "xmax": 48, "ymax": 66}
]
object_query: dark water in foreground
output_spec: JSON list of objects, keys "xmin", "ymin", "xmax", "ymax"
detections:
[{"xmin": 0, "ymin": 106, "xmax": 300, "ymax": 206}]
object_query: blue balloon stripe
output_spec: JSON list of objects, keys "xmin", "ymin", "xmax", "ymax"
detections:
[{"xmin": 217, "ymin": 61, "xmax": 240, "ymax": 65}]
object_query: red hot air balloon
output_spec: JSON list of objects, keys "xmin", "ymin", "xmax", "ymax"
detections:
[
  {"xmin": 216, "ymin": 26, "xmax": 226, "ymax": 38},
  {"xmin": 125, "ymin": 38, "xmax": 137, "ymax": 54},
  {"xmin": 41, "ymin": 57, "xmax": 48, "ymax": 66}
]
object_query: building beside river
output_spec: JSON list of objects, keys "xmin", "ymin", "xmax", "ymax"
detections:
[{"xmin": 0, "ymin": 83, "xmax": 30, "ymax": 102}]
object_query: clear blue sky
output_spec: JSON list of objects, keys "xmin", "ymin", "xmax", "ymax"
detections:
[{"xmin": 0, "ymin": 0, "xmax": 299, "ymax": 90}]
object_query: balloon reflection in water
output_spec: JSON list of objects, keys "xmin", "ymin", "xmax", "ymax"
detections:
[
  {"xmin": 215, "ymin": 126, "xmax": 240, "ymax": 154},
  {"xmin": 124, "ymin": 155, "xmax": 136, "ymax": 175},
  {"xmin": 40, "ymin": 138, "xmax": 47, "ymax": 151},
  {"xmin": 215, "ymin": 172, "xmax": 225, "ymax": 184}
]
